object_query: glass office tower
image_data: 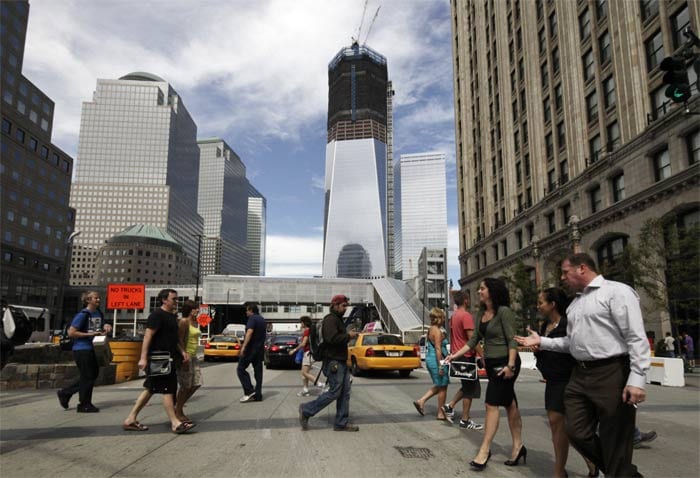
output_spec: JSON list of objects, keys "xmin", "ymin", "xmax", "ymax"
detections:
[
  {"xmin": 247, "ymin": 184, "xmax": 267, "ymax": 276},
  {"xmin": 322, "ymin": 42, "xmax": 393, "ymax": 279},
  {"xmin": 395, "ymin": 152, "xmax": 447, "ymax": 280},
  {"xmin": 69, "ymin": 72, "xmax": 203, "ymax": 285}
]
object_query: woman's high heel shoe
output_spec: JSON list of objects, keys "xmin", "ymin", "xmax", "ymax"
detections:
[
  {"xmin": 469, "ymin": 451, "xmax": 491, "ymax": 471},
  {"xmin": 504, "ymin": 445, "xmax": 527, "ymax": 466}
]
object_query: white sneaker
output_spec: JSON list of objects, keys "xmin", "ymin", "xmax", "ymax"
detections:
[
  {"xmin": 316, "ymin": 381, "xmax": 325, "ymax": 388},
  {"xmin": 239, "ymin": 394, "xmax": 256, "ymax": 403},
  {"xmin": 459, "ymin": 418, "xmax": 483, "ymax": 430},
  {"xmin": 297, "ymin": 390, "xmax": 310, "ymax": 397}
]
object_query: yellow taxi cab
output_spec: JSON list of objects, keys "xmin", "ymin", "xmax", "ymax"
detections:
[
  {"xmin": 347, "ymin": 333, "xmax": 421, "ymax": 377},
  {"xmin": 203, "ymin": 335, "xmax": 241, "ymax": 361}
]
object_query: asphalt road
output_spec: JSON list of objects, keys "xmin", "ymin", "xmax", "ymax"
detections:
[{"xmin": 1, "ymin": 360, "xmax": 698, "ymax": 478}]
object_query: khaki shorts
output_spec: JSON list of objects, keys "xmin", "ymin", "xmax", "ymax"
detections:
[
  {"xmin": 302, "ymin": 351, "xmax": 314, "ymax": 367},
  {"xmin": 177, "ymin": 356, "xmax": 203, "ymax": 389}
]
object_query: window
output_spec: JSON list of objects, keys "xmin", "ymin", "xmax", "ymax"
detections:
[
  {"xmin": 612, "ymin": 173, "xmax": 625, "ymax": 202},
  {"xmin": 671, "ymin": 6, "xmax": 690, "ymax": 50},
  {"xmin": 546, "ymin": 133, "xmax": 554, "ymax": 159},
  {"xmin": 557, "ymin": 121, "xmax": 566, "ymax": 150},
  {"xmin": 589, "ymin": 185, "xmax": 602, "ymax": 213},
  {"xmin": 1, "ymin": 118, "xmax": 10, "ymax": 134},
  {"xmin": 597, "ymin": 236, "xmax": 631, "ymax": 283},
  {"xmin": 541, "ymin": 62, "xmax": 549, "ymax": 88},
  {"xmin": 516, "ymin": 160, "xmax": 522, "ymax": 184},
  {"xmin": 2, "ymin": 91, "xmax": 12, "ymax": 104},
  {"xmin": 603, "ymin": 76, "xmax": 616, "ymax": 108},
  {"xmin": 687, "ymin": 130, "xmax": 700, "ymax": 165},
  {"xmin": 15, "ymin": 128, "xmax": 24, "ymax": 142},
  {"xmin": 516, "ymin": 230, "xmax": 523, "ymax": 250},
  {"xmin": 561, "ymin": 202, "xmax": 571, "ymax": 225},
  {"xmin": 547, "ymin": 168, "xmax": 556, "ymax": 191},
  {"xmin": 539, "ymin": 28, "xmax": 547, "ymax": 55},
  {"xmin": 583, "ymin": 50, "xmax": 595, "ymax": 81},
  {"xmin": 596, "ymin": 0, "xmax": 607, "ymax": 21},
  {"xmin": 579, "ymin": 9, "xmax": 591, "ymax": 40},
  {"xmin": 547, "ymin": 212, "xmax": 556, "ymax": 233},
  {"xmin": 28, "ymin": 137, "xmax": 37, "ymax": 151},
  {"xmin": 551, "ymin": 47, "xmax": 560, "ymax": 74},
  {"xmin": 653, "ymin": 149, "xmax": 671, "ymax": 181},
  {"xmin": 560, "ymin": 159, "xmax": 569, "ymax": 183},
  {"xmin": 645, "ymin": 31, "xmax": 664, "ymax": 72},
  {"xmin": 599, "ymin": 31, "xmax": 611, "ymax": 64},
  {"xmin": 651, "ymin": 86, "xmax": 669, "ymax": 119},
  {"xmin": 586, "ymin": 91, "xmax": 599, "ymax": 122},
  {"xmin": 40, "ymin": 145, "xmax": 48, "ymax": 159},
  {"xmin": 554, "ymin": 83, "xmax": 563, "ymax": 111},
  {"xmin": 590, "ymin": 134, "xmax": 602, "ymax": 163},
  {"xmin": 549, "ymin": 11, "xmax": 557, "ymax": 38},
  {"xmin": 607, "ymin": 121, "xmax": 620, "ymax": 152},
  {"xmin": 640, "ymin": 0, "xmax": 658, "ymax": 22},
  {"xmin": 543, "ymin": 96, "xmax": 551, "ymax": 123}
]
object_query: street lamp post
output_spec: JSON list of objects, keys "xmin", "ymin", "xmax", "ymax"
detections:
[
  {"xmin": 422, "ymin": 278, "xmax": 433, "ymax": 335},
  {"xmin": 59, "ymin": 231, "xmax": 81, "ymax": 329},
  {"xmin": 194, "ymin": 234, "xmax": 203, "ymax": 303}
]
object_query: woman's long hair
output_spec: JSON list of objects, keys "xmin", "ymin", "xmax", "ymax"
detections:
[{"xmin": 481, "ymin": 277, "xmax": 510, "ymax": 312}]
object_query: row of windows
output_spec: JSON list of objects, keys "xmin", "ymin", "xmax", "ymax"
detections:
[
  {"xmin": 1, "ymin": 117, "xmax": 70, "ymax": 173},
  {"xmin": 2, "ymin": 251, "xmax": 62, "ymax": 274},
  {"xmin": 5, "ymin": 190, "xmax": 71, "ymax": 224}
]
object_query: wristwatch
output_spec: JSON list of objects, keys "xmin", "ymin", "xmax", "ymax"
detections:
[{"xmin": 506, "ymin": 364, "xmax": 515, "ymax": 371}]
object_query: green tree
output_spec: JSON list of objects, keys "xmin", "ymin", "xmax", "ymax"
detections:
[{"xmin": 502, "ymin": 260, "xmax": 539, "ymax": 333}]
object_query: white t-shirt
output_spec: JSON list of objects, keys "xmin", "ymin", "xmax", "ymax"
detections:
[{"xmin": 664, "ymin": 336, "xmax": 675, "ymax": 352}]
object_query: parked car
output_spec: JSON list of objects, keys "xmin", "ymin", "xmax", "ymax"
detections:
[
  {"xmin": 203, "ymin": 335, "xmax": 241, "ymax": 361},
  {"xmin": 347, "ymin": 333, "xmax": 420, "ymax": 377},
  {"xmin": 264, "ymin": 334, "xmax": 301, "ymax": 369}
]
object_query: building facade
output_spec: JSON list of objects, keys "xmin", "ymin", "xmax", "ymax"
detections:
[
  {"xmin": 197, "ymin": 138, "xmax": 254, "ymax": 277},
  {"xmin": 0, "ymin": 0, "xmax": 76, "ymax": 324},
  {"xmin": 69, "ymin": 72, "xmax": 203, "ymax": 286},
  {"xmin": 93, "ymin": 224, "xmax": 193, "ymax": 286},
  {"xmin": 247, "ymin": 184, "xmax": 267, "ymax": 276},
  {"xmin": 451, "ymin": 0, "xmax": 700, "ymax": 337},
  {"xmin": 322, "ymin": 42, "xmax": 394, "ymax": 279},
  {"xmin": 395, "ymin": 152, "xmax": 448, "ymax": 280}
]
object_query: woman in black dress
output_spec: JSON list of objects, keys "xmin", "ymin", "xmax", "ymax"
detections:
[{"xmin": 533, "ymin": 287, "xmax": 597, "ymax": 478}]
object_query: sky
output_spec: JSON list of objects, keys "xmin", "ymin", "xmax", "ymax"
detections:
[{"xmin": 22, "ymin": 0, "xmax": 460, "ymax": 285}]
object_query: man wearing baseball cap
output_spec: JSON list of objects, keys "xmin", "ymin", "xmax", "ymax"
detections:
[{"xmin": 299, "ymin": 294, "xmax": 359, "ymax": 431}]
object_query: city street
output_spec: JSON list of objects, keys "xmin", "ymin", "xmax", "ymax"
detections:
[{"xmin": 1, "ymin": 361, "xmax": 698, "ymax": 478}]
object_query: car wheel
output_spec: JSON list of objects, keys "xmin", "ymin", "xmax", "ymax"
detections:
[
  {"xmin": 351, "ymin": 357, "xmax": 363, "ymax": 376},
  {"xmin": 399, "ymin": 369, "xmax": 411, "ymax": 378}
]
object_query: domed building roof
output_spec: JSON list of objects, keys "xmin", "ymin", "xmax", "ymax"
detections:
[
  {"xmin": 107, "ymin": 224, "xmax": 181, "ymax": 250},
  {"xmin": 118, "ymin": 72, "xmax": 166, "ymax": 82}
]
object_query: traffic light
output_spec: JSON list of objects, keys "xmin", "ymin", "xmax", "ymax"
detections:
[{"xmin": 660, "ymin": 56, "xmax": 691, "ymax": 104}]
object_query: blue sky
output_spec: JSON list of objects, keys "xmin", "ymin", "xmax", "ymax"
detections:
[{"xmin": 23, "ymin": 0, "xmax": 459, "ymax": 284}]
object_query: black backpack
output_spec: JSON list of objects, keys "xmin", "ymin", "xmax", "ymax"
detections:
[{"xmin": 308, "ymin": 318, "xmax": 326, "ymax": 361}]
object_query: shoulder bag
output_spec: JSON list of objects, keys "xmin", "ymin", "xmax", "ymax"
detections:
[{"xmin": 147, "ymin": 351, "xmax": 173, "ymax": 377}]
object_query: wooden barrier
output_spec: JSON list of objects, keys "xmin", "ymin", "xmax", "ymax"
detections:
[{"xmin": 109, "ymin": 341, "xmax": 142, "ymax": 383}]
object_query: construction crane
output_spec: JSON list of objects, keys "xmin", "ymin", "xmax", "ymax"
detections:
[
  {"xmin": 354, "ymin": 0, "xmax": 369, "ymax": 45},
  {"xmin": 362, "ymin": 5, "xmax": 381, "ymax": 46}
]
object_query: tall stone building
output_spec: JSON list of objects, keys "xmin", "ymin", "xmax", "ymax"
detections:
[
  {"xmin": 69, "ymin": 73, "xmax": 203, "ymax": 286},
  {"xmin": 1, "ymin": 0, "xmax": 76, "ymax": 324},
  {"xmin": 451, "ymin": 0, "xmax": 699, "ymax": 337},
  {"xmin": 322, "ymin": 42, "xmax": 394, "ymax": 279}
]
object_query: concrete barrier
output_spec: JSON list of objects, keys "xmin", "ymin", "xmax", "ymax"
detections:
[
  {"xmin": 519, "ymin": 351, "xmax": 537, "ymax": 370},
  {"xmin": 646, "ymin": 356, "xmax": 685, "ymax": 387}
]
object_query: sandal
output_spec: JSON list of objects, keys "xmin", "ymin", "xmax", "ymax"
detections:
[
  {"xmin": 173, "ymin": 421, "xmax": 196, "ymax": 434},
  {"xmin": 413, "ymin": 400, "xmax": 425, "ymax": 416},
  {"xmin": 122, "ymin": 422, "xmax": 149, "ymax": 432}
]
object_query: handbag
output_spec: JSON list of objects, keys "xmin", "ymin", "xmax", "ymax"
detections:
[
  {"xmin": 448, "ymin": 360, "xmax": 478, "ymax": 380},
  {"xmin": 294, "ymin": 348, "xmax": 304, "ymax": 364},
  {"xmin": 147, "ymin": 351, "xmax": 172, "ymax": 377}
]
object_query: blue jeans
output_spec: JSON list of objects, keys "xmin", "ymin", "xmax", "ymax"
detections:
[
  {"xmin": 301, "ymin": 359, "xmax": 352, "ymax": 428},
  {"xmin": 237, "ymin": 348, "xmax": 264, "ymax": 398}
]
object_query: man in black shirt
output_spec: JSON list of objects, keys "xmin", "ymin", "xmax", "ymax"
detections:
[
  {"xmin": 122, "ymin": 289, "xmax": 194, "ymax": 434},
  {"xmin": 299, "ymin": 294, "xmax": 358, "ymax": 431}
]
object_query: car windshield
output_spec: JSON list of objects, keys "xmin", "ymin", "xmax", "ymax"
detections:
[
  {"xmin": 362, "ymin": 335, "xmax": 403, "ymax": 346},
  {"xmin": 210, "ymin": 336, "xmax": 238, "ymax": 343}
]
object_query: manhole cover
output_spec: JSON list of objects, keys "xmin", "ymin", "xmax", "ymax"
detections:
[{"xmin": 394, "ymin": 446, "xmax": 434, "ymax": 460}]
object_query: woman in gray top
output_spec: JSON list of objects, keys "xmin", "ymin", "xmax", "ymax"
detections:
[{"xmin": 446, "ymin": 277, "xmax": 524, "ymax": 471}]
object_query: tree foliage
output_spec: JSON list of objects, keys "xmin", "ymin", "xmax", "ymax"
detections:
[{"xmin": 502, "ymin": 260, "xmax": 539, "ymax": 333}]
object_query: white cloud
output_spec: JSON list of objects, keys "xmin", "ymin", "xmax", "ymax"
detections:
[{"xmin": 265, "ymin": 234, "xmax": 322, "ymax": 277}]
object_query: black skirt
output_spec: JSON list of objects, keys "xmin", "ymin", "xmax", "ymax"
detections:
[
  {"xmin": 544, "ymin": 380, "xmax": 568, "ymax": 414},
  {"xmin": 484, "ymin": 355, "xmax": 521, "ymax": 407}
]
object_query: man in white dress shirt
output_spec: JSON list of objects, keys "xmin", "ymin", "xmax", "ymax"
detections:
[{"xmin": 516, "ymin": 253, "xmax": 650, "ymax": 477}]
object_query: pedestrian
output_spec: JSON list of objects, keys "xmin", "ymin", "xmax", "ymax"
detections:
[
  {"xmin": 446, "ymin": 277, "xmax": 525, "ymax": 471},
  {"xmin": 682, "ymin": 332, "xmax": 695, "ymax": 368},
  {"xmin": 102, "ymin": 322, "xmax": 113, "ymax": 339},
  {"xmin": 57, "ymin": 290, "xmax": 104, "ymax": 413},
  {"xmin": 238, "ymin": 302, "xmax": 266, "ymax": 402},
  {"xmin": 298, "ymin": 294, "xmax": 359, "ymax": 432},
  {"xmin": 441, "ymin": 291, "xmax": 483, "ymax": 430},
  {"xmin": 532, "ymin": 288, "xmax": 597, "ymax": 478},
  {"xmin": 663, "ymin": 332, "xmax": 675, "ymax": 358},
  {"xmin": 633, "ymin": 427, "xmax": 657, "ymax": 449},
  {"xmin": 122, "ymin": 288, "xmax": 194, "ymax": 434},
  {"xmin": 175, "ymin": 300, "xmax": 202, "ymax": 423},
  {"xmin": 412, "ymin": 308, "xmax": 450, "ymax": 420},
  {"xmin": 288, "ymin": 316, "xmax": 318, "ymax": 396},
  {"xmin": 447, "ymin": 277, "xmax": 527, "ymax": 471},
  {"xmin": 515, "ymin": 253, "xmax": 650, "ymax": 477}
]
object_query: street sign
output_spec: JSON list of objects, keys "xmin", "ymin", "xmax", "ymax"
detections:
[
  {"xmin": 197, "ymin": 304, "xmax": 213, "ymax": 327},
  {"xmin": 107, "ymin": 283, "xmax": 145, "ymax": 310}
]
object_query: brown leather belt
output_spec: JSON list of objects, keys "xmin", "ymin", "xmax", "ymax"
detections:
[{"xmin": 577, "ymin": 354, "xmax": 629, "ymax": 369}]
